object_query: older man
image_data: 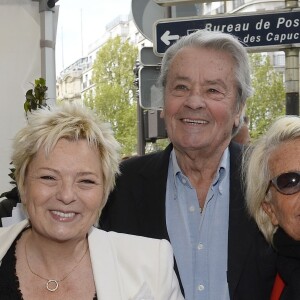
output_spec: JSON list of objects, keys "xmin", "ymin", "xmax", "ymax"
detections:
[{"xmin": 100, "ymin": 30, "xmax": 276, "ymax": 300}]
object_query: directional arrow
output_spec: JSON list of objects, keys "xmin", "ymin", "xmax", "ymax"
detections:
[{"xmin": 160, "ymin": 30, "xmax": 180, "ymax": 45}]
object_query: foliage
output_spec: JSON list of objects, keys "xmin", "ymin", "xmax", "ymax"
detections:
[
  {"xmin": 24, "ymin": 77, "xmax": 48, "ymax": 115},
  {"xmin": 0, "ymin": 78, "xmax": 48, "ymax": 198},
  {"xmin": 84, "ymin": 36, "xmax": 138, "ymax": 156},
  {"xmin": 145, "ymin": 138, "xmax": 169, "ymax": 153},
  {"xmin": 246, "ymin": 53, "xmax": 285, "ymax": 139}
]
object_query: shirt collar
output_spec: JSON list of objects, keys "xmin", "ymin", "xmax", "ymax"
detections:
[
  {"xmin": 213, "ymin": 148, "xmax": 228, "ymax": 188},
  {"xmin": 170, "ymin": 148, "xmax": 229, "ymax": 189}
]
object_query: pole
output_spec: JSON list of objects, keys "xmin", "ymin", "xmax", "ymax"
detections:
[
  {"xmin": 39, "ymin": 1, "xmax": 59, "ymax": 106},
  {"xmin": 40, "ymin": 9, "xmax": 56, "ymax": 105},
  {"xmin": 61, "ymin": 26, "xmax": 64, "ymax": 70},
  {"xmin": 285, "ymin": 0, "xmax": 299, "ymax": 115},
  {"xmin": 285, "ymin": 48, "xmax": 299, "ymax": 115},
  {"xmin": 81, "ymin": 8, "xmax": 84, "ymax": 57},
  {"xmin": 134, "ymin": 61, "xmax": 146, "ymax": 155},
  {"xmin": 137, "ymin": 103, "xmax": 146, "ymax": 156}
]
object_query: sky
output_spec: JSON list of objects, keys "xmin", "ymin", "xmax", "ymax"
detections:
[{"xmin": 55, "ymin": 0, "xmax": 132, "ymax": 75}]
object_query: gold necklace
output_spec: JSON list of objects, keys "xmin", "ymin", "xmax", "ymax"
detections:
[{"xmin": 25, "ymin": 237, "xmax": 89, "ymax": 292}]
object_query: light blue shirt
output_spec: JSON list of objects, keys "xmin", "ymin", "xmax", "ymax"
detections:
[{"xmin": 166, "ymin": 149, "xmax": 230, "ymax": 300}]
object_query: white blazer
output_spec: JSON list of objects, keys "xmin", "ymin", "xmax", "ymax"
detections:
[{"xmin": 0, "ymin": 220, "xmax": 184, "ymax": 300}]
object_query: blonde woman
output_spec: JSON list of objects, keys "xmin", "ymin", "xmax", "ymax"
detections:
[{"xmin": 0, "ymin": 103, "xmax": 183, "ymax": 300}]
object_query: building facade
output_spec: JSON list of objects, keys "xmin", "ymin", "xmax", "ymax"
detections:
[
  {"xmin": 56, "ymin": 12, "xmax": 151, "ymax": 104},
  {"xmin": 56, "ymin": 0, "xmax": 293, "ymax": 105}
]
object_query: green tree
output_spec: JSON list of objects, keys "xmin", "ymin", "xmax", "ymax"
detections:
[
  {"xmin": 247, "ymin": 53, "xmax": 285, "ymax": 139},
  {"xmin": 85, "ymin": 36, "xmax": 138, "ymax": 156}
]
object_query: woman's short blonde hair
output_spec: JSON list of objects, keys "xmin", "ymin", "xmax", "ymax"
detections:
[
  {"xmin": 12, "ymin": 103, "xmax": 120, "ymax": 211},
  {"xmin": 243, "ymin": 115, "xmax": 300, "ymax": 244}
]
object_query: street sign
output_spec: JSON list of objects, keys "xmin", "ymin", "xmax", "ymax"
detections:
[
  {"xmin": 132, "ymin": 0, "xmax": 199, "ymax": 41},
  {"xmin": 140, "ymin": 47, "xmax": 162, "ymax": 66},
  {"xmin": 154, "ymin": 0, "xmax": 220, "ymax": 5},
  {"xmin": 132, "ymin": 0, "xmax": 167, "ymax": 41},
  {"xmin": 139, "ymin": 66, "xmax": 163, "ymax": 109},
  {"xmin": 154, "ymin": 10, "xmax": 300, "ymax": 55}
]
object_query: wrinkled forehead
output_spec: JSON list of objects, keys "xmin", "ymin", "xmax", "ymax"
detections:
[
  {"xmin": 268, "ymin": 139, "xmax": 300, "ymax": 175},
  {"xmin": 167, "ymin": 46, "xmax": 237, "ymax": 86}
]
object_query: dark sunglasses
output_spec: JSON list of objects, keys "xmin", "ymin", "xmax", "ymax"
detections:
[{"xmin": 266, "ymin": 171, "xmax": 300, "ymax": 195}]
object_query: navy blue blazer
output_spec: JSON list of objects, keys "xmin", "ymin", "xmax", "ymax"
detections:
[{"xmin": 100, "ymin": 142, "xmax": 276, "ymax": 299}]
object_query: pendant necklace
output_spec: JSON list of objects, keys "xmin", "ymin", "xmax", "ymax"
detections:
[{"xmin": 25, "ymin": 238, "xmax": 89, "ymax": 292}]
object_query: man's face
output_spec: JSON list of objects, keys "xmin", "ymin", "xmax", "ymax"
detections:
[{"xmin": 161, "ymin": 46, "xmax": 241, "ymax": 154}]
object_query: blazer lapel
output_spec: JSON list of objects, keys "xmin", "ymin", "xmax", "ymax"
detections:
[
  {"xmin": 88, "ymin": 228, "xmax": 124, "ymax": 300},
  {"xmin": 134, "ymin": 144, "xmax": 173, "ymax": 241},
  {"xmin": 227, "ymin": 143, "xmax": 257, "ymax": 297},
  {"xmin": 136, "ymin": 144, "xmax": 185, "ymax": 295},
  {"xmin": 0, "ymin": 219, "xmax": 29, "ymax": 261}
]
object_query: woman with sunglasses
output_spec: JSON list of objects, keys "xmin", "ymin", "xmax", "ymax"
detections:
[{"xmin": 243, "ymin": 115, "xmax": 300, "ymax": 300}]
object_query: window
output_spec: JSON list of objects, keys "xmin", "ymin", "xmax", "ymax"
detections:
[
  {"xmin": 233, "ymin": 0, "xmax": 245, "ymax": 10},
  {"xmin": 274, "ymin": 53, "xmax": 285, "ymax": 67}
]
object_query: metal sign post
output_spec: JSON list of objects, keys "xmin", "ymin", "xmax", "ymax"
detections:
[
  {"xmin": 139, "ymin": 47, "xmax": 163, "ymax": 109},
  {"xmin": 137, "ymin": 47, "xmax": 166, "ymax": 149}
]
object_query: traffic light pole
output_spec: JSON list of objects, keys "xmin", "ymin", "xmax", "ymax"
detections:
[
  {"xmin": 134, "ymin": 61, "xmax": 146, "ymax": 155},
  {"xmin": 137, "ymin": 103, "xmax": 146, "ymax": 156}
]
